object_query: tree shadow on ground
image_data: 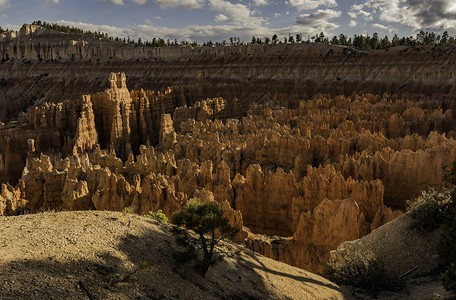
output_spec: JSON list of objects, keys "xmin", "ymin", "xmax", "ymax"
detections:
[
  {"xmin": 239, "ymin": 248, "xmax": 344, "ymax": 292},
  {"xmin": 0, "ymin": 218, "xmax": 346, "ymax": 299}
]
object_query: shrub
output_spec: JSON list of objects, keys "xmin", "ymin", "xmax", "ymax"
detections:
[
  {"xmin": 122, "ymin": 206, "xmax": 134, "ymax": 215},
  {"xmin": 323, "ymin": 251, "xmax": 401, "ymax": 295},
  {"xmin": 443, "ymin": 161, "xmax": 456, "ymax": 187},
  {"xmin": 171, "ymin": 198, "xmax": 239, "ymax": 276},
  {"xmin": 406, "ymin": 189, "xmax": 453, "ymax": 232},
  {"xmin": 438, "ymin": 213, "xmax": 456, "ymax": 295},
  {"xmin": 144, "ymin": 209, "xmax": 168, "ymax": 223}
]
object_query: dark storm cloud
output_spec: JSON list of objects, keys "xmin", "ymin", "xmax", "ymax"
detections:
[{"xmin": 405, "ymin": 0, "xmax": 456, "ymax": 30}]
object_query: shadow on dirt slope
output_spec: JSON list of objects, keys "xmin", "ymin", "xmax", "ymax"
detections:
[{"xmin": 0, "ymin": 212, "xmax": 345, "ymax": 300}]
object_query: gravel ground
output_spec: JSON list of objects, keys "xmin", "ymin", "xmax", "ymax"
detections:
[{"xmin": 0, "ymin": 211, "xmax": 345, "ymax": 300}]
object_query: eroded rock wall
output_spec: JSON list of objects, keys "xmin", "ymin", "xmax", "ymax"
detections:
[
  {"xmin": 0, "ymin": 72, "xmax": 190, "ymax": 184},
  {"xmin": 6, "ymin": 83, "xmax": 456, "ymax": 272},
  {"xmin": 0, "ymin": 94, "xmax": 97, "ymax": 183},
  {"xmin": 3, "ymin": 70, "xmax": 456, "ymax": 273},
  {"xmin": 3, "ymin": 24, "xmax": 456, "ymax": 124}
]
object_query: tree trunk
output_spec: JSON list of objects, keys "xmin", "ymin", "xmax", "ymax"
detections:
[{"xmin": 200, "ymin": 255, "xmax": 212, "ymax": 276}]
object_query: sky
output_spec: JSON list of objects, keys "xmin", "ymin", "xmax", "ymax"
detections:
[{"xmin": 1, "ymin": 0, "xmax": 456, "ymax": 43}]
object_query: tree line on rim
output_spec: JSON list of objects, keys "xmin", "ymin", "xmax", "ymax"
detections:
[{"xmin": 3, "ymin": 21, "xmax": 453, "ymax": 50}]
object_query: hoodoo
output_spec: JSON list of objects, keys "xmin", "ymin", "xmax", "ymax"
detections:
[
  {"xmin": 1, "ymin": 22, "xmax": 456, "ymax": 298},
  {"xmin": 2, "ymin": 68, "xmax": 455, "ymax": 272}
]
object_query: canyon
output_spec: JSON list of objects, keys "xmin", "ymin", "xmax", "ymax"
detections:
[
  {"xmin": 2, "ymin": 24, "xmax": 456, "ymax": 124},
  {"xmin": 1, "ymin": 25, "xmax": 456, "ymax": 274}
]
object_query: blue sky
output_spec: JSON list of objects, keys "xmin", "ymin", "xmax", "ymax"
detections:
[{"xmin": 1, "ymin": 0, "xmax": 456, "ymax": 43}]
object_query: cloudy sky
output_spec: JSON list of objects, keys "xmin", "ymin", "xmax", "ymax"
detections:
[{"xmin": 1, "ymin": 0, "xmax": 456, "ymax": 43}]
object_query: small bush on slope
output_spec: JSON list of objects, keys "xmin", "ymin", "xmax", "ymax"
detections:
[
  {"xmin": 406, "ymin": 189, "xmax": 453, "ymax": 232},
  {"xmin": 438, "ymin": 213, "xmax": 456, "ymax": 295},
  {"xmin": 144, "ymin": 209, "xmax": 168, "ymax": 224},
  {"xmin": 122, "ymin": 206, "xmax": 135, "ymax": 215},
  {"xmin": 171, "ymin": 198, "xmax": 238, "ymax": 276},
  {"xmin": 407, "ymin": 161, "xmax": 456, "ymax": 295},
  {"xmin": 323, "ymin": 250, "xmax": 402, "ymax": 295}
]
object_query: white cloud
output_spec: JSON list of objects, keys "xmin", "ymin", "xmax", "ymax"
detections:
[
  {"xmin": 52, "ymin": 15, "xmax": 340, "ymax": 44},
  {"xmin": 152, "ymin": 0, "xmax": 204, "ymax": 9},
  {"xmin": 46, "ymin": 0, "xmax": 60, "ymax": 3},
  {"xmin": 98, "ymin": 0, "xmax": 125, "ymax": 5},
  {"xmin": 288, "ymin": 0, "xmax": 337, "ymax": 11},
  {"xmin": 0, "ymin": 0, "xmax": 10, "ymax": 9},
  {"xmin": 273, "ymin": 13, "xmax": 282, "ymax": 18},
  {"xmin": 208, "ymin": 0, "xmax": 265, "ymax": 26},
  {"xmin": 347, "ymin": 11, "xmax": 357, "ymax": 19},
  {"xmin": 295, "ymin": 9, "xmax": 341, "ymax": 34},
  {"xmin": 0, "ymin": 24, "xmax": 20, "ymax": 31},
  {"xmin": 349, "ymin": 20, "xmax": 357, "ymax": 27},
  {"xmin": 351, "ymin": 0, "xmax": 456, "ymax": 33},
  {"xmin": 372, "ymin": 23, "xmax": 388, "ymax": 30},
  {"xmin": 215, "ymin": 14, "xmax": 230, "ymax": 22},
  {"xmin": 446, "ymin": 1, "xmax": 456, "ymax": 13},
  {"xmin": 372, "ymin": 23, "xmax": 397, "ymax": 33},
  {"xmin": 131, "ymin": 0, "xmax": 147, "ymax": 4},
  {"xmin": 252, "ymin": 0, "xmax": 268, "ymax": 5},
  {"xmin": 358, "ymin": 9, "xmax": 373, "ymax": 21}
]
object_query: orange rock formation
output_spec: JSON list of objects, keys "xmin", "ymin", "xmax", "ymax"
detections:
[{"xmin": 2, "ymin": 73, "xmax": 455, "ymax": 272}]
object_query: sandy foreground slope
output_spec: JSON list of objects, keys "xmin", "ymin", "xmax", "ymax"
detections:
[{"xmin": 0, "ymin": 211, "xmax": 345, "ymax": 299}]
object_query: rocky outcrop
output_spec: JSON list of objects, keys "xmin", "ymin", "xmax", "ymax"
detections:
[
  {"xmin": 170, "ymin": 95, "xmax": 456, "ymax": 209},
  {"xmin": 20, "ymin": 146, "xmax": 246, "ymax": 239},
  {"xmin": 173, "ymin": 97, "xmax": 242, "ymax": 130},
  {"xmin": 0, "ymin": 73, "xmax": 192, "ymax": 184},
  {"xmin": 232, "ymin": 163, "xmax": 385, "ymax": 237},
  {"xmin": 0, "ymin": 93, "xmax": 97, "ymax": 184},
  {"xmin": 17, "ymin": 136, "xmax": 397, "ymax": 271},
  {"xmin": 0, "ymin": 183, "xmax": 25, "ymax": 216},
  {"xmin": 3, "ymin": 71, "xmax": 456, "ymax": 273}
]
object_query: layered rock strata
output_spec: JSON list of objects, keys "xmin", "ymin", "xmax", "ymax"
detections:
[{"xmin": 3, "ymin": 24, "xmax": 456, "ymax": 124}]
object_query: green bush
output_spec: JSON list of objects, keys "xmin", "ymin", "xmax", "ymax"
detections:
[
  {"xmin": 406, "ymin": 189, "xmax": 453, "ymax": 232},
  {"xmin": 438, "ymin": 213, "xmax": 456, "ymax": 295},
  {"xmin": 122, "ymin": 206, "xmax": 135, "ymax": 215},
  {"xmin": 144, "ymin": 209, "xmax": 168, "ymax": 223},
  {"xmin": 324, "ymin": 251, "xmax": 401, "ymax": 295},
  {"xmin": 405, "ymin": 163, "xmax": 456, "ymax": 295},
  {"xmin": 171, "ymin": 198, "xmax": 238, "ymax": 276},
  {"xmin": 443, "ymin": 161, "xmax": 456, "ymax": 187},
  {"xmin": 441, "ymin": 264, "xmax": 456, "ymax": 294}
]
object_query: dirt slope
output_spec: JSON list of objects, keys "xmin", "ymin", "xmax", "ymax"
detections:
[
  {"xmin": 0, "ymin": 211, "xmax": 345, "ymax": 299},
  {"xmin": 332, "ymin": 214, "xmax": 451, "ymax": 299}
]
